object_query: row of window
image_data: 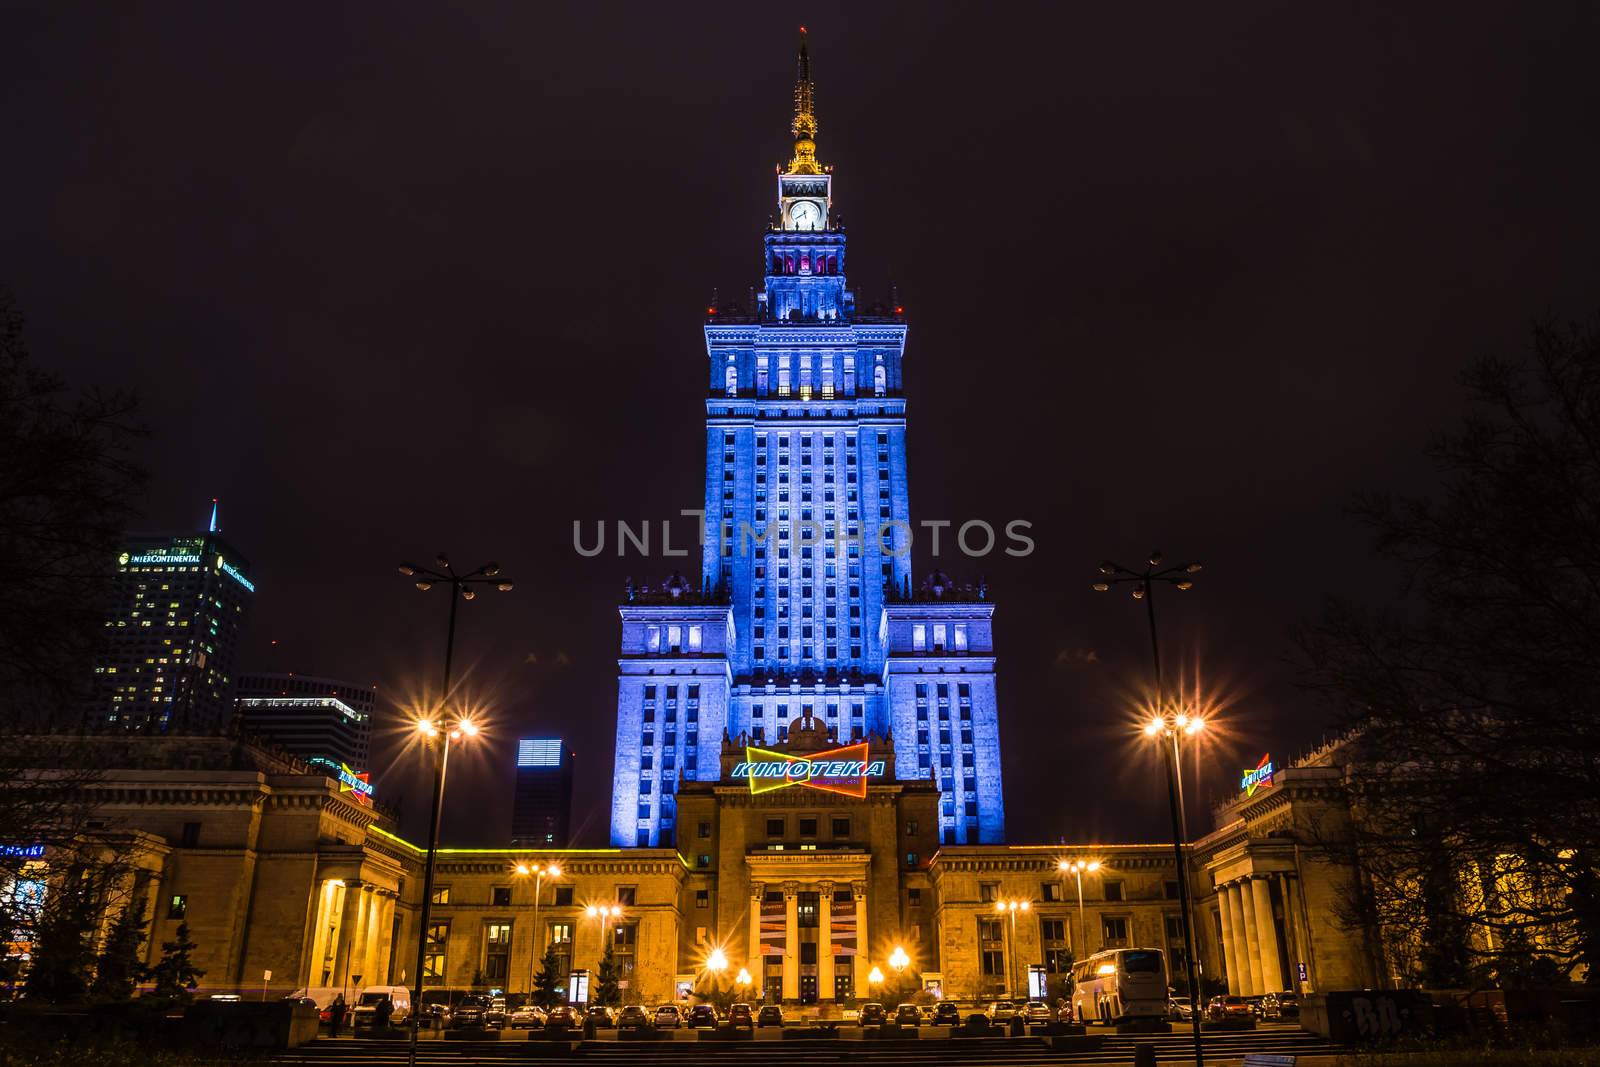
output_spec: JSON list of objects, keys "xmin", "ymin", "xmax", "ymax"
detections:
[{"xmin": 427, "ymin": 884, "xmax": 639, "ymax": 907}]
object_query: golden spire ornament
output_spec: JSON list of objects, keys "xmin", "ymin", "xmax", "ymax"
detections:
[{"xmin": 787, "ymin": 27, "xmax": 823, "ymax": 175}]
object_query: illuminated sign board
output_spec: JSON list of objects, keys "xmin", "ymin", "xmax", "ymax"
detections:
[
  {"xmin": 219, "ymin": 557, "xmax": 255, "ymax": 593},
  {"xmin": 0, "ymin": 844, "xmax": 46, "ymax": 858},
  {"xmin": 309, "ymin": 758, "xmax": 373, "ymax": 806},
  {"xmin": 1241, "ymin": 753, "xmax": 1275, "ymax": 797},
  {"xmin": 518, "ymin": 739, "xmax": 564, "ymax": 768},
  {"xmin": 120, "ymin": 551, "xmax": 203, "ymax": 566},
  {"xmin": 733, "ymin": 742, "xmax": 886, "ymax": 799}
]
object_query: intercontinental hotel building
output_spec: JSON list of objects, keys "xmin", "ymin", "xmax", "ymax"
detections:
[{"xmin": 9, "ymin": 37, "xmax": 1391, "ymax": 1009}]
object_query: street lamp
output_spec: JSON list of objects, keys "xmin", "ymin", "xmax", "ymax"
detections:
[
  {"xmin": 994, "ymin": 899, "xmax": 1031, "ymax": 999},
  {"xmin": 735, "ymin": 967, "xmax": 752, "ymax": 991},
  {"xmin": 889, "ymin": 944, "xmax": 910, "ymax": 998},
  {"xmin": 401, "ymin": 553, "xmax": 512, "ymax": 1067},
  {"xmin": 1093, "ymin": 551, "xmax": 1206, "ymax": 1067},
  {"xmin": 867, "ymin": 965, "xmax": 885, "ymax": 994},
  {"xmin": 514, "ymin": 862, "xmax": 561, "ymax": 1001},
  {"xmin": 1057, "ymin": 859, "xmax": 1100, "ymax": 962},
  {"xmin": 585, "ymin": 904, "xmax": 624, "ymax": 953}
]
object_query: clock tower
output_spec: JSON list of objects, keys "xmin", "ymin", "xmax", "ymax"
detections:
[{"xmin": 778, "ymin": 28, "xmax": 830, "ymax": 232}]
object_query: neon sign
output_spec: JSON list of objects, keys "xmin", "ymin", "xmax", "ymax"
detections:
[
  {"xmin": 1241, "ymin": 753, "xmax": 1275, "ymax": 797},
  {"xmin": 0, "ymin": 844, "xmax": 46, "ymax": 858},
  {"xmin": 218, "ymin": 558, "xmax": 255, "ymax": 592},
  {"xmin": 733, "ymin": 742, "xmax": 886, "ymax": 798},
  {"xmin": 309, "ymin": 758, "xmax": 373, "ymax": 806},
  {"xmin": 120, "ymin": 552, "xmax": 202, "ymax": 566}
]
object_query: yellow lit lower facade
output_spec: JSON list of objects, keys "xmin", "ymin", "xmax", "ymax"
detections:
[{"xmin": 8, "ymin": 732, "xmax": 1405, "ymax": 1006}]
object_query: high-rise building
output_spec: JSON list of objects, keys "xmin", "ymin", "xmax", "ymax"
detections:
[
  {"xmin": 90, "ymin": 508, "xmax": 256, "ymax": 735},
  {"xmin": 511, "ymin": 738, "xmax": 574, "ymax": 847},
  {"xmin": 235, "ymin": 673, "xmax": 375, "ymax": 770},
  {"xmin": 611, "ymin": 33, "xmax": 1006, "ymax": 847}
]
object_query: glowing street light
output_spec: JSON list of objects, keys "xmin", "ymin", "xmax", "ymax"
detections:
[
  {"xmin": 513, "ymin": 862, "xmax": 561, "ymax": 997},
  {"xmin": 400, "ymin": 553, "xmax": 513, "ymax": 1067},
  {"xmin": 867, "ymin": 965, "xmax": 885, "ymax": 989},
  {"xmin": 1058, "ymin": 859, "xmax": 1101, "ymax": 960},
  {"xmin": 1092, "ymin": 550, "xmax": 1206, "ymax": 1066},
  {"xmin": 735, "ymin": 967, "xmax": 752, "ymax": 989},
  {"xmin": 706, "ymin": 946, "xmax": 729, "ymax": 974},
  {"xmin": 994, "ymin": 899, "xmax": 1031, "ymax": 998}
]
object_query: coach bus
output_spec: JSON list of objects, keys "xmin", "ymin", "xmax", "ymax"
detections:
[{"xmin": 1070, "ymin": 948, "xmax": 1168, "ymax": 1023}]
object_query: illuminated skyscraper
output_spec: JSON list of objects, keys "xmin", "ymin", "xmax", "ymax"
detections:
[
  {"xmin": 611, "ymin": 33, "xmax": 1006, "ymax": 847},
  {"xmin": 512, "ymin": 738, "xmax": 575, "ymax": 847},
  {"xmin": 89, "ymin": 505, "xmax": 256, "ymax": 735},
  {"xmin": 235, "ymin": 673, "xmax": 375, "ymax": 770}
]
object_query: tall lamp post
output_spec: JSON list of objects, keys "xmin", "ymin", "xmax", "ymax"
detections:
[
  {"xmin": 1093, "ymin": 551, "xmax": 1205, "ymax": 1067},
  {"xmin": 399, "ymin": 554, "xmax": 512, "ymax": 1067},
  {"xmin": 994, "ymin": 899, "xmax": 1030, "ymax": 999},
  {"xmin": 888, "ymin": 945, "xmax": 910, "ymax": 1000},
  {"xmin": 1057, "ymin": 859, "xmax": 1100, "ymax": 962},
  {"xmin": 515, "ymin": 862, "xmax": 561, "ymax": 1002}
]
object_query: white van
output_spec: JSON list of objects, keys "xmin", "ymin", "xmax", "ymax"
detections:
[{"xmin": 350, "ymin": 985, "xmax": 411, "ymax": 1028}]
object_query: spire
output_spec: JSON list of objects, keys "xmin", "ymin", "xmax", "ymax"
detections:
[
  {"xmin": 787, "ymin": 27, "xmax": 822, "ymax": 175},
  {"xmin": 208, "ymin": 498, "xmax": 220, "ymax": 534}
]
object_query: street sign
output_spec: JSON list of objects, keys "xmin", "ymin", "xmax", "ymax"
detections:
[{"xmin": 1298, "ymin": 962, "xmax": 1308, "ymax": 982}]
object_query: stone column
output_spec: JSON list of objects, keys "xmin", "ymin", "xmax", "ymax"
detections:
[
  {"xmin": 1251, "ymin": 877, "xmax": 1284, "ymax": 993},
  {"xmin": 1225, "ymin": 884, "xmax": 1252, "ymax": 996},
  {"xmin": 1216, "ymin": 888, "xmax": 1241, "ymax": 995},
  {"xmin": 330, "ymin": 880, "xmax": 363, "ymax": 990},
  {"xmin": 748, "ymin": 884, "xmax": 764, "ymax": 986},
  {"xmin": 348, "ymin": 884, "xmax": 374, "ymax": 988},
  {"xmin": 782, "ymin": 882, "xmax": 800, "ymax": 1002},
  {"xmin": 852, "ymin": 881, "xmax": 870, "ymax": 994},
  {"xmin": 1237, "ymin": 879, "xmax": 1265, "ymax": 996},
  {"xmin": 818, "ymin": 881, "xmax": 835, "ymax": 1000}
]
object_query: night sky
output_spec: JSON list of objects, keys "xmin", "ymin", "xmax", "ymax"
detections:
[{"xmin": 6, "ymin": 3, "xmax": 1600, "ymax": 847}]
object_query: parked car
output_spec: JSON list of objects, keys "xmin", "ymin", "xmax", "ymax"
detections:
[
  {"xmin": 728, "ymin": 1003, "xmax": 754, "ymax": 1029},
  {"xmin": 585, "ymin": 1005, "xmax": 617, "ymax": 1027},
  {"xmin": 894, "ymin": 1003, "xmax": 922, "ymax": 1026},
  {"xmin": 508, "ymin": 1005, "xmax": 545, "ymax": 1029},
  {"xmin": 687, "ymin": 1003, "xmax": 719, "ymax": 1028},
  {"xmin": 418, "ymin": 1002, "xmax": 452, "ymax": 1029},
  {"xmin": 932, "ymin": 1001, "xmax": 962, "ymax": 1026},
  {"xmin": 350, "ymin": 987, "xmax": 410, "ymax": 1029},
  {"xmin": 653, "ymin": 1004, "xmax": 683, "ymax": 1029},
  {"xmin": 1167, "ymin": 995, "xmax": 1194, "ymax": 1021},
  {"xmin": 1207, "ymin": 995, "xmax": 1254, "ymax": 1021},
  {"xmin": 450, "ymin": 993, "xmax": 495, "ymax": 1029},
  {"xmin": 486, "ymin": 998, "xmax": 508, "ymax": 1028},
  {"xmin": 1258, "ymin": 993, "xmax": 1282, "ymax": 1020},
  {"xmin": 617, "ymin": 1004, "xmax": 652, "ymax": 1031},
  {"xmin": 757, "ymin": 1004, "xmax": 785, "ymax": 1028},
  {"xmin": 857, "ymin": 1001, "xmax": 887, "ymax": 1025},
  {"xmin": 544, "ymin": 1005, "xmax": 579, "ymax": 1029},
  {"xmin": 1055, "ymin": 1001, "xmax": 1075, "ymax": 1024},
  {"xmin": 1274, "ymin": 992, "xmax": 1301, "ymax": 1019},
  {"xmin": 1022, "ymin": 1002, "xmax": 1052, "ymax": 1025},
  {"xmin": 987, "ymin": 1000, "xmax": 1022, "ymax": 1023}
]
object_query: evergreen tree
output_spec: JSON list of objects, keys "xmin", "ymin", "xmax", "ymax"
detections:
[
  {"xmin": 595, "ymin": 945, "xmax": 621, "ymax": 1006},
  {"xmin": 533, "ymin": 947, "xmax": 565, "ymax": 1009},
  {"xmin": 148, "ymin": 921, "xmax": 204, "ymax": 1001},
  {"xmin": 91, "ymin": 901, "xmax": 149, "ymax": 1001},
  {"xmin": 23, "ymin": 863, "xmax": 99, "ymax": 1003}
]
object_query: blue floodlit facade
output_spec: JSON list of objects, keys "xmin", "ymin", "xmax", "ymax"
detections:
[{"xmin": 611, "ymin": 34, "xmax": 1005, "ymax": 847}]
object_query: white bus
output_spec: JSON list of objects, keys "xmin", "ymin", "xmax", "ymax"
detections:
[{"xmin": 1070, "ymin": 948, "xmax": 1168, "ymax": 1023}]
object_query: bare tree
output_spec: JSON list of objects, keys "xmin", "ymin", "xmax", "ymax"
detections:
[{"xmin": 1299, "ymin": 318, "xmax": 1600, "ymax": 985}]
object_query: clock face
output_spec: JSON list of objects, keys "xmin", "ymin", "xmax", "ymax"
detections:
[{"xmin": 789, "ymin": 200, "xmax": 822, "ymax": 230}]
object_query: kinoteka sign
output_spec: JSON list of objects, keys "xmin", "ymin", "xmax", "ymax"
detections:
[{"xmin": 732, "ymin": 742, "xmax": 886, "ymax": 798}]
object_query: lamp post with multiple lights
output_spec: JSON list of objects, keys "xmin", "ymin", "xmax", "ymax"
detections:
[
  {"xmin": 1057, "ymin": 859, "xmax": 1100, "ymax": 961},
  {"xmin": 889, "ymin": 944, "xmax": 910, "ymax": 1000},
  {"xmin": 398, "ymin": 554, "xmax": 512, "ymax": 1067},
  {"xmin": 514, "ymin": 862, "xmax": 561, "ymax": 1001},
  {"xmin": 1093, "ymin": 551, "xmax": 1206, "ymax": 1066},
  {"xmin": 994, "ymin": 899, "xmax": 1031, "ymax": 998}
]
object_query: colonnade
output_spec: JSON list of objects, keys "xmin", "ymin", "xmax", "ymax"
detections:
[
  {"xmin": 300, "ymin": 878, "xmax": 396, "ymax": 991},
  {"xmin": 1215, "ymin": 874, "xmax": 1288, "ymax": 995},
  {"xmin": 748, "ymin": 878, "xmax": 869, "ymax": 1002}
]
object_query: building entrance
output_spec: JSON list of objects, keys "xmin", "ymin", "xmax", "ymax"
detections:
[{"xmin": 799, "ymin": 975, "xmax": 817, "ymax": 1003}]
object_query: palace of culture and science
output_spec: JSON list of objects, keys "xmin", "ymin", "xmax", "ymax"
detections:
[{"xmin": 609, "ymin": 32, "xmax": 1007, "ymax": 849}]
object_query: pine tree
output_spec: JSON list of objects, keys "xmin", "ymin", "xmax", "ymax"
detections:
[
  {"xmin": 533, "ymin": 947, "xmax": 565, "ymax": 1009},
  {"xmin": 91, "ymin": 901, "xmax": 149, "ymax": 1001},
  {"xmin": 23, "ymin": 863, "xmax": 99, "ymax": 1004},
  {"xmin": 595, "ymin": 945, "xmax": 621, "ymax": 1007},
  {"xmin": 149, "ymin": 921, "xmax": 204, "ymax": 1001}
]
